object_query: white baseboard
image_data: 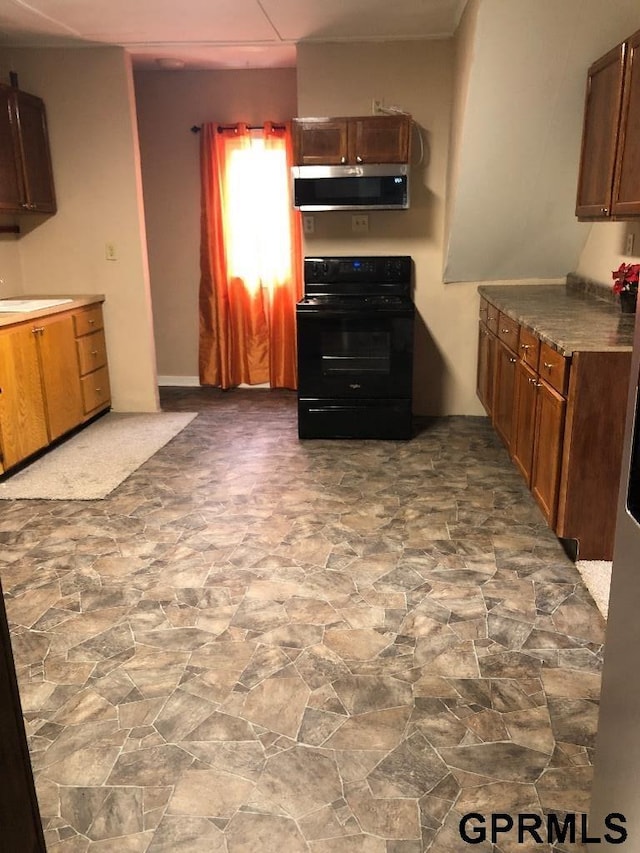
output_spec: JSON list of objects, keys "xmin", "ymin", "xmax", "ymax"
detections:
[
  {"xmin": 158, "ymin": 376, "xmax": 200, "ymax": 387},
  {"xmin": 158, "ymin": 376, "xmax": 270, "ymax": 390}
]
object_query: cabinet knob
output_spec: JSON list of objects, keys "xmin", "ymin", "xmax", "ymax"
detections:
[
  {"xmin": 601, "ymin": 207, "xmax": 609, "ymax": 215},
  {"xmin": 340, "ymin": 156, "xmax": 346, "ymax": 164},
  {"xmin": 356, "ymin": 155, "xmax": 363, "ymax": 163},
  {"xmin": 509, "ymin": 357, "xmax": 517, "ymax": 364},
  {"xmin": 89, "ymin": 319, "xmax": 96, "ymax": 325},
  {"xmin": 521, "ymin": 344, "xmax": 530, "ymax": 350},
  {"xmin": 501, "ymin": 328, "xmax": 511, "ymax": 334},
  {"xmin": 543, "ymin": 362, "xmax": 553, "ymax": 370}
]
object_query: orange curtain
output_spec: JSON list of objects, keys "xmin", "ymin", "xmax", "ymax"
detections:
[{"xmin": 199, "ymin": 121, "xmax": 303, "ymax": 389}]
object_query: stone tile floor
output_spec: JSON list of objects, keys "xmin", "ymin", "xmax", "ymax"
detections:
[{"xmin": 1, "ymin": 388, "xmax": 606, "ymax": 852}]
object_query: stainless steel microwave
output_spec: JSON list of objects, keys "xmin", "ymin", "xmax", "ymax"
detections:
[{"xmin": 292, "ymin": 164, "xmax": 409, "ymax": 211}]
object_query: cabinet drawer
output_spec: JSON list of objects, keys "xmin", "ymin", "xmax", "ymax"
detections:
[
  {"xmin": 498, "ymin": 312, "xmax": 520, "ymax": 353},
  {"xmin": 485, "ymin": 301, "xmax": 499, "ymax": 335},
  {"xmin": 519, "ymin": 327, "xmax": 540, "ymax": 370},
  {"xmin": 76, "ymin": 330, "xmax": 107, "ymax": 376},
  {"xmin": 539, "ymin": 342, "xmax": 570, "ymax": 396},
  {"xmin": 80, "ymin": 365, "xmax": 110, "ymax": 414},
  {"xmin": 74, "ymin": 306, "xmax": 103, "ymax": 337}
]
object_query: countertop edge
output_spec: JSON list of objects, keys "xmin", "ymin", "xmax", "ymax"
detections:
[{"xmin": 0, "ymin": 295, "xmax": 105, "ymax": 328}]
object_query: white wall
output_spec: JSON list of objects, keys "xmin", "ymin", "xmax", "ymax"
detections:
[
  {"xmin": 0, "ymin": 47, "xmax": 159, "ymax": 412},
  {"xmin": 444, "ymin": 0, "xmax": 640, "ymax": 283},
  {"xmin": 134, "ymin": 68, "xmax": 297, "ymax": 382}
]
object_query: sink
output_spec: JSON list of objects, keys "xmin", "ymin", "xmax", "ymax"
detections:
[{"xmin": 0, "ymin": 298, "xmax": 74, "ymax": 313}]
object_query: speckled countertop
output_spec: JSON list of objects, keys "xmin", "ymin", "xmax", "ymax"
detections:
[{"xmin": 478, "ymin": 278, "xmax": 636, "ymax": 355}]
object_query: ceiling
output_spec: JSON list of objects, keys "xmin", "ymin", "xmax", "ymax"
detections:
[{"xmin": 0, "ymin": 0, "xmax": 468, "ymax": 70}]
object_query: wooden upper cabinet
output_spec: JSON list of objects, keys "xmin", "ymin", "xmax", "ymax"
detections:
[
  {"xmin": 575, "ymin": 43, "xmax": 626, "ymax": 219},
  {"xmin": 293, "ymin": 115, "xmax": 411, "ymax": 166},
  {"xmin": 613, "ymin": 29, "xmax": 640, "ymax": 216},
  {"xmin": 0, "ymin": 83, "xmax": 56, "ymax": 215}
]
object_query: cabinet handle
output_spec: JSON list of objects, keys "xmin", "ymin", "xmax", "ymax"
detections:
[
  {"xmin": 356, "ymin": 155, "xmax": 363, "ymax": 163},
  {"xmin": 501, "ymin": 328, "xmax": 511, "ymax": 334},
  {"xmin": 543, "ymin": 362, "xmax": 553, "ymax": 370},
  {"xmin": 509, "ymin": 357, "xmax": 516, "ymax": 363},
  {"xmin": 340, "ymin": 156, "xmax": 346, "ymax": 164},
  {"xmin": 520, "ymin": 344, "xmax": 530, "ymax": 350},
  {"xmin": 487, "ymin": 315, "xmax": 496, "ymax": 321},
  {"xmin": 601, "ymin": 207, "xmax": 609, "ymax": 215},
  {"xmin": 88, "ymin": 319, "xmax": 96, "ymax": 325},
  {"xmin": 95, "ymin": 387, "xmax": 102, "ymax": 393},
  {"xmin": 31, "ymin": 326, "xmax": 44, "ymax": 335}
]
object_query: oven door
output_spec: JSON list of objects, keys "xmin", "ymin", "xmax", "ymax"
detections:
[{"xmin": 296, "ymin": 305, "xmax": 414, "ymax": 399}]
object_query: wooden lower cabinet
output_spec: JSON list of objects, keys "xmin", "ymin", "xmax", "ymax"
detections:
[
  {"xmin": 36, "ymin": 313, "xmax": 83, "ymax": 441},
  {"xmin": 493, "ymin": 339, "xmax": 518, "ymax": 450},
  {"xmin": 0, "ymin": 300, "xmax": 110, "ymax": 475},
  {"xmin": 477, "ymin": 298, "xmax": 632, "ymax": 559},
  {"xmin": 531, "ymin": 380, "xmax": 566, "ymax": 527},
  {"xmin": 0, "ymin": 325, "xmax": 49, "ymax": 470}
]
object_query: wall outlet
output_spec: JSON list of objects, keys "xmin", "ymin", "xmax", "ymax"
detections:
[
  {"xmin": 105, "ymin": 242, "xmax": 117, "ymax": 261},
  {"xmin": 626, "ymin": 232, "xmax": 635, "ymax": 255},
  {"xmin": 303, "ymin": 215, "xmax": 315, "ymax": 235},
  {"xmin": 352, "ymin": 214, "xmax": 369, "ymax": 234}
]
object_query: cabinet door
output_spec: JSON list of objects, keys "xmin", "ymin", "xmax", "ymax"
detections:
[
  {"xmin": 349, "ymin": 116, "xmax": 411, "ymax": 164},
  {"xmin": 477, "ymin": 322, "xmax": 496, "ymax": 415},
  {"xmin": 0, "ymin": 325, "xmax": 48, "ymax": 470},
  {"xmin": 37, "ymin": 314, "xmax": 83, "ymax": 441},
  {"xmin": 575, "ymin": 43, "xmax": 626, "ymax": 219},
  {"xmin": 531, "ymin": 381, "xmax": 566, "ymax": 526},
  {"xmin": 612, "ymin": 29, "xmax": 640, "ymax": 216},
  {"xmin": 493, "ymin": 339, "xmax": 518, "ymax": 451},
  {"xmin": 13, "ymin": 90, "xmax": 56, "ymax": 213},
  {"xmin": 0, "ymin": 87, "xmax": 24, "ymax": 212},
  {"xmin": 293, "ymin": 118, "xmax": 349, "ymax": 165},
  {"xmin": 511, "ymin": 360, "xmax": 538, "ymax": 483}
]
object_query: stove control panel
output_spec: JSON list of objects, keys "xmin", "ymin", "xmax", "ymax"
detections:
[{"xmin": 304, "ymin": 256, "xmax": 412, "ymax": 284}]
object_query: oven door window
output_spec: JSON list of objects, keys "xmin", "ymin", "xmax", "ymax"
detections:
[
  {"xmin": 322, "ymin": 330, "xmax": 390, "ymax": 375},
  {"xmin": 297, "ymin": 312, "xmax": 413, "ymax": 398}
]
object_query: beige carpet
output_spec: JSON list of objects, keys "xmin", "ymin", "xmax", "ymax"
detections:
[
  {"xmin": 576, "ymin": 560, "xmax": 612, "ymax": 620},
  {"xmin": 0, "ymin": 411, "xmax": 197, "ymax": 500}
]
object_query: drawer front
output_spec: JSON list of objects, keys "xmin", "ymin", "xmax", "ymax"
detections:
[
  {"xmin": 80, "ymin": 365, "xmax": 110, "ymax": 414},
  {"xmin": 76, "ymin": 330, "xmax": 107, "ymax": 376},
  {"xmin": 485, "ymin": 301, "xmax": 499, "ymax": 335},
  {"xmin": 519, "ymin": 327, "xmax": 540, "ymax": 370},
  {"xmin": 539, "ymin": 341, "xmax": 570, "ymax": 396},
  {"xmin": 498, "ymin": 312, "xmax": 520, "ymax": 353},
  {"xmin": 74, "ymin": 306, "xmax": 104, "ymax": 337}
]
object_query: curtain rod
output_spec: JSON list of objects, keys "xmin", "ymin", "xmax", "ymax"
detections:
[{"xmin": 190, "ymin": 123, "xmax": 286, "ymax": 133}]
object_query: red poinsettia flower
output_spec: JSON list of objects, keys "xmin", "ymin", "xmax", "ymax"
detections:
[{"xmin": 612, "ymin": 262, "xmax": 640, "ymax": 294}]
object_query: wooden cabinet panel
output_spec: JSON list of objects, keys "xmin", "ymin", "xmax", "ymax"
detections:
[
  {"xmin": 0, "ymin": 325, "xmax": 48, "ymax": 470},
  {"xmin": 512, "ymin": 360, "xmax": 538, "ymax": 483},
  {"xmin": 613, "ymin": 29, "xmax": 640, "ymax": 216},
  {"xmin": 0, "ymin": 84, "xmax": 56, "ymax": 214},
  {"xmin": 80, "ymin": 365, "xmax": 110, "ymax": 415},
  {"xmin": 518, "ymin": 327, "xmax": 540, "ymax": 370},
  {"xmin": 77, "ymin": 329, "xmax": 107, "ymax": 376},
  {"xmin": 531, "ymin": 381, "xmax": 566, "ymax": 526},
  {"xmin": 477, "ymin": 322, "xmax": 496, "ymax": 415},
  {"xmin": 73, "ymin": 305, "xmax": 103, "ymax": 337},
  {"xmin": 292, "ymin": 118, "xmax": 349, "ymax": 165},
  {"xmin": 498, "ymin": 312, "xmax": 520, "ymax": 353},
  {"xmin": 493, "ymin": 339, "xmax": 518, "ymax": 450},
  {"xmin": 36, "ymin": 314, "xmax": 83, "ymax": 441},
  {"xmin": 349, "ymin": 116, "xmax": 410, "ymax": 164},
  {"xmin": 485, "ymin": 301, "xmax": 499, "ymax": 336},
  {"xmin": 293, "ymin": 115, "xmax": 411, "ymax": 166},
  {"xmin": 576, "ymin": 43, "xmax": 625, "ymax": 218},
  {"xmin": 539, "ymin": 342, "xmax": 570, "ymax": 396}
]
